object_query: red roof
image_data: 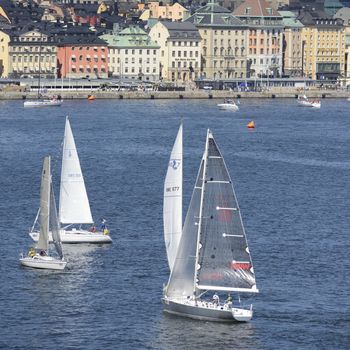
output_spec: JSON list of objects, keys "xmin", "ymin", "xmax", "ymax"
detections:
[{"xmin": 233, "ymin": 0, "xmax": 281, "ymax": 17}]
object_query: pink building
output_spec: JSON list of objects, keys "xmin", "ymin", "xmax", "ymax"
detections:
[{"xmin": 57, "ymin": 38, "xmax": 108, "ymax": 79}]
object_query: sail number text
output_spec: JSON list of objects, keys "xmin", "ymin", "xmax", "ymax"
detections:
[{"xmin": 166, "ymin": 186, "xmax": 180, "ymax": 192}]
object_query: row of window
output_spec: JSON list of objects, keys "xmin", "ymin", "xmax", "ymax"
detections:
[
  {"xmin": 249, "ymin": 48, "xmax": 279, "ymax": 54},
  {"xmin": 203, "ymin": 30, "xmax": 245, "ymax": 36},
  {"xmin": 111, "ymin": 57, "xmax": 157, "ymax": 64},
  {"xmin": 71, "ymin": 57, "xmax": 105, "ymax": 62},
  {"xmin": 12, "ymin": 56, "xmax": 55, "ymax": 63},
  {"xmin": 171, "ymin": 41, "xmax": 199, "ymax": 47},
  {"xmin": 171, "ymin": 50, "xmax": 199, "ymax": 58},
  {"xmin": 11, "ymin": 47, "xmax": 54, "ymax": 52},
  {"xmin": 72, "ymin": 67, "xmax": 106, "ymax": 73},
  {"xmin": 121, "ymin": 67, "xmax": 157, "ymax": 74},
  {"xmin": 171, "ymin": 61, "xmax": 199, "ymax": 68},
  {"xmin": 212, "ymin": 60, "xmax": 245, "ymax": 68},
  {"xmin": 249, "ymin": 38, "xmax": 279, "ymax": 45},
  {"xmin": 109, "ymin": 49, "xmax": 157, "ymax": 55},
  {"xmin": 203, "ymin": 39, "xmax": 244, "ymax": 46}
]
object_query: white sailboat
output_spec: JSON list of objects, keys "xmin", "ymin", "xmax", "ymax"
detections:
[
  {"xmin": 162, "ymin": 128, "xmax": 259, "ymax": 322},
  {"xmin": 20, "ymin": 156, "xmax": 67, "ymax": 270},
  {"xmin": 29, "ymin": 117, "xmax": 112, "ymax": 244},
  {"xmin": 163, "ymin": 123, "xmax": 183, "ymax": 271}
]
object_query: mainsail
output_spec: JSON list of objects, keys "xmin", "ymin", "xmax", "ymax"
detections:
[
  {"xmin": 196, "ymin": 131, "xmax": 258, "ymax": 293},
  {"xmin": 50, "ymin": 182, "xmax": 63, "ymax": 259},
  {"xmin": 163, "ymin": 123, "xmax": 183, "ymax": 271},
  {"xmin": 59, "ymin": 117, "xmax": 93, "ymax": 225},
  {"xmin": 36, "ymin": 156, "xmax": 50, "ymax": 252}
]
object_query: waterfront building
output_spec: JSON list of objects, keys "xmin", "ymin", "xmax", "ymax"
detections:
[
  {"xmin": 185, "ymin": 0, "xmax": 248, "ymax": 80},
  {"xmin": 140, "ymin": 1, "xmax": 190, "ymax": 22},
  {"xmin": 57, "ymin": 35, "xmax": 108, "ymax": 79},
  {"xmin": 298, "ymin": 9, "xmax": 345, "ymax": 79},
  {"xmin": 100, "ymin": 26, "xmax": 160, "ymax": 81},
  {"xmin": 0, "ymin": 28, "xmax": 11, "ymax": 77},
  {"xmin": 8, "ymin": 27, "xmax": 58, "ymax": 79},
  {"xmin": 234, "ymin": 0, "xmax": 284, "ymax": 78},
  {"xmin": 149, "ymin": 21, "xmax": 201, "ymax": 83},
  {"xmin": 279, "ymin": 11, "xmax": 304, "ymax": 77}
]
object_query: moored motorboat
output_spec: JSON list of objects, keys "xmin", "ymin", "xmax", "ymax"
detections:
[
  {"xmin": 297, "ymin": 95, "xmax": 321, "ymax": 108},
  {"xmin": 217, "ymin": 99, "xmax": 239, "ymax": 111}
]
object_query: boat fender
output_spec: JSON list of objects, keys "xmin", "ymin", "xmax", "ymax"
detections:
[{"xmin": 103, "ymin": 229, "xmax": 110, "ymax": 235}]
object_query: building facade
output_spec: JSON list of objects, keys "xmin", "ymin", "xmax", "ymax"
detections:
[
  {"xmin": 234, "ymin": 0, "xmax": 284, "ymax": 78},
  {"xmin": 8, "ymin": 29, "xmax": 57, "ymax": 79},
  {"xmin": 186, "ymin": 1, "xmax": 248, "ymax": 79},
  {"xmin": 280, "ymin": 11, "xmax": 303, "ymax": 76},
  {"xmin": 140, "ymin": 2, "xmax": 190, "ymax": 22},
  {"xmin": 56, "ymin": 37, "xmax": 108, "ymax": 79},
  {"xmin": 0, "ymin": 29, "xmax": 11, "ymax": 77},
  {"xmin": 149, "ymin": 21, "xmax": 201, "ymax": 83},
  {"xmin": 100, "ymin": 26, "xmax": 160, "ymax": 81}
]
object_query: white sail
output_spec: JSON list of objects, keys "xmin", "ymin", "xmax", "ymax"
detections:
[
  {"xmin": 36, "ymin": 156, "xmax": 51, "ymax": 251},
  {"xmin": 59, "ymin": 117, "xmax": 93, "ymax": 225},
  {"xmin": 163, "ymin": 123, "xmax": 183, "ymax": 271}
]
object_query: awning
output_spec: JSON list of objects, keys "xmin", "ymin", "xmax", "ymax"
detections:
[
  {"xmin": 86, "ymin": 54, "xmax": 91, "ymax": 58},
  {"xmin": 94, "ymin": 55, "xmax": 98, "ymax": 59},
  {"xmin": 79, "ymin": 65, "xmax": 84, "ymax": 68},
  {"xmin": 101, "ymin": 54, "xmax": 105, "ymax": 58}
]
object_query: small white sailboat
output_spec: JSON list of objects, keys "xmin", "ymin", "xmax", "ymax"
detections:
[
  {"xmin": 297, "ymin": 94, "xmax": 321, "ymax": 108},
  {"xmin": 217, "ymin": 99, "xmax": 239, "ymax": 111},
  {"xmin": 20, "ymin": 156, "xmax": 67, "ymax": 270},
  {"xmin": 24, "ymin": 97, "xmax": 62, "ymax": 108},
  {"xmin": 162, "ymin": 127, "xmax": 258, "ymax": 322},
  {"xmin": 29, "ymin": 117, "xmax": 112, "ymax": 244}
]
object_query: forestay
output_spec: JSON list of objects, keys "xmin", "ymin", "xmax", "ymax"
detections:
[
  {"xmin": 59, "ymin": 117, "xmax": 93, "ymax": 225},
  {"xmin": 196, "ymin": 132, "xmax": 258, "ymax": 293},
  {"xmin": 36, "ymin": 156, "xmax": 50, "ymax": 252},
  {"xmin": 163, "ymin": 123, "xmax": 183, "ymax": 271}
]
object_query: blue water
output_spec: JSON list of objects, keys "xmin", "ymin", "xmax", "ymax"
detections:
[{"xmin": 0, "ymin": 98, "xmax": 349, "ymax": 349}]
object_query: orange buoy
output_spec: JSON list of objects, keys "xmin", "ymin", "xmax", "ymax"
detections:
[
  {"xmin": 87, "ymin": 94, "xmax": 95, "ymax": 101},
  {"xmin": 247, "ymin": 121, "xmax": 255, "ymax": 129}
]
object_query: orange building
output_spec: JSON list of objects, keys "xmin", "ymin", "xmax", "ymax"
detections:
[{"xmin": 56, "ymin": 37, "xmax": 108, "ymax": 79}]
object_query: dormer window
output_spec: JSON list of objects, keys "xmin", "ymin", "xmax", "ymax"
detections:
[
  {"xmin": 266, "ymin": 8, "xmax": 272, "ymax": 15},
  {"xmin": 245, "ymin": 7, "xmax": 251, "ymax": 15}
]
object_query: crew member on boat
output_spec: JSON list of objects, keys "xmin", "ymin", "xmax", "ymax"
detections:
[
  {"xmin": 212, "ymin": 292, "xmax": 220, "ymax": 306},
  {"xmin": 226, "ymin": 294, "xmax": 233, "ymax": 307},
  {"xmin": 28, "ymin": 247, "xmax": 35, "ymax": 258}
]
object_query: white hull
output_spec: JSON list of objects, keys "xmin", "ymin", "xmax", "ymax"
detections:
[
  {"xmin": 24, "ymin": 100, "xmax": 62, "ymax": 108},
  {"xmin": 20, "ymin": 255, "xmax": 67, "ymax": 270},
  {"xmin": 217, "ymin": 103, "xmax": 239, "ymax": 111},
  {"xmin": 297, "ymin": 99, "xmax": 321, "ymax": 108},
  {"xmin": 162, "ymin": 297, "xmax": 253, "ymax": 322},
  {"xmin": 29, "ymin": 229, "xmax": 112, "ymax": 243}
]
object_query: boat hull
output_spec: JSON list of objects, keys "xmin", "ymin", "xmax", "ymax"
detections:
[
  {"xmin": 29, "ymin": 229, "xmax": 112, "ymax": 243},
  {"xmin": 217, "ymin": 103, "xmax": 239, "ymax": 111},
  {"xmin": 20, "ymin": 256, "xmax": 67, "ymax": 270},
  {"xmin": 297, "ymin": 100, "xmax": 321, "ymax": 108},
  {"xmin": 162, "ymin": 298, "xmax": 252, "ymax": 322},
  {"xmin": 24, "ymin": 100, "xmax": 62, "ymax": 108}
]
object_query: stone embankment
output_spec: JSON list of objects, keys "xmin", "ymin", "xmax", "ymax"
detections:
[{"xmin": 0, "ymin": 88, "xmax": 349, "ymax": 100}]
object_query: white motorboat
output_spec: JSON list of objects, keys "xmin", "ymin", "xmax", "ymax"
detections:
[
  {"xmin": 297, "ymin": 95, "xmax": 321, "ymax": 108},
  {"xmin": 24, "ymin": 98, "xmax": 62, "ymax": 108},
  {"xmin": 217, "ymin": 100, "xmax": 239, "ymax": 111},
  {"xmin": 162, "ymin": 125, "xmax": 258, "ymax": 322},
  {"xmin": 29, "ymin": 117, "xmax": 112, "ymax": 244},
  {"xmin": 20, "ymin": 156, "xmax": 67, "ymax": 270}
]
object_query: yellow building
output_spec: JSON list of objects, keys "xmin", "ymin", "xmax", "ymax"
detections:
[
  {"xmin": 140, "ymin": 2, "xmax": 189, "ymax": 22},
  {"xmin": 300, "ymin": 17, "xmax": 345, "ymax": 80},
  {"xmin": 0, "ymin": 29, "xmax": 10, "ymax": 77}
]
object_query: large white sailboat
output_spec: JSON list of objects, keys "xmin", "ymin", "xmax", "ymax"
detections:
[
  {"xmin": 162, "ymin": 127, "xmax": 259, "ymax": 322},
  {"xmin": 20, "ymin": 156, "xmax": 67, "ymax": 270},
  {"xmin": 29, "ymin": 117, "xmax": 112, "ymax": 244}
]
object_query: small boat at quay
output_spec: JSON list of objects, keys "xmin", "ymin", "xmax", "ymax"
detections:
[{"xmin": 297, "ymin": 94, "xmax": 321, "ymax": 108}]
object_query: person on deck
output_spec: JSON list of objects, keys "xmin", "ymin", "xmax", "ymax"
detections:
[
  {"xmin": 226, "ymin": 294, "xmax": 233, "ymax": 306},
  {"xmin": 212, "ymin": 292, "xmax": 219, "ymax": 306}
]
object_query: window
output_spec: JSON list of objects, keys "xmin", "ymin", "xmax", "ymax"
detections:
[
  {"xmin": 178, "ymin": 51, "xmax": 181, "ymax": 57},
  {"xmin": 147, "ymin": 49, "xmax": 150, "ymax": 55},
  {"xmin": 132, "ymin": 49, "xmax": 135, "ymax": 54}
]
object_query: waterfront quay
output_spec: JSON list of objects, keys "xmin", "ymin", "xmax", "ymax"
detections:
[{"xmin": 1, "ymin": 88, "xmax": 349, "ymax": 100}]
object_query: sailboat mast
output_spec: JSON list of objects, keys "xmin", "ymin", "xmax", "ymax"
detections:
[
  {"xmin": 192, "ymin": 129, "xmax": 210, "ymax": 297},
  {"xmin": 38, "ymin": 33, "xmax": 42, "ymax": 99}
]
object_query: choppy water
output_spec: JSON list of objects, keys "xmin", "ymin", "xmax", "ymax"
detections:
[{"xmin": 0, "ymin": 97, "xmax": 349, "ymax": 349}]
